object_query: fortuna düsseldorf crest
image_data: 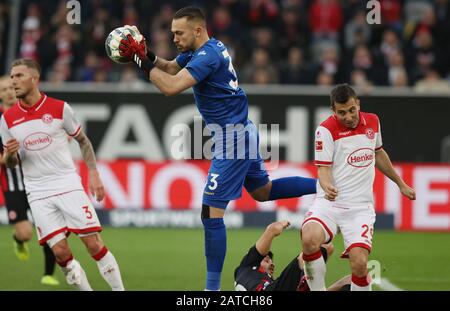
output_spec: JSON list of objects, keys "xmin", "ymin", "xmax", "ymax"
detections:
[
  {"xmin": 42, "ymin": 113, "xmax": 53, "ymax": 124},
  {"xmin": 365, "ymin": 128, "xmax": 375, "ymax": 139}
]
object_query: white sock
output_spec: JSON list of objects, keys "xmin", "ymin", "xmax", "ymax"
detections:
[
  {"xmin": 61, "ymin": 259, "xmax": 93, "ymax": 291},
  {"xmin": 303, "ymin": 251, "xmax": 326, "ymax": 291},
  {"xmin": 94, "ymin": 247, "xmax": 125, "ymax": 291},
  {"xmin": 351, "ymin": 274, "xmax": 372, "ymax": 291}
]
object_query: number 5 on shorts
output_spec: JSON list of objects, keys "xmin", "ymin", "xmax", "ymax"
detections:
[{"xmin": 82, "ymin": 205, "xmax": 93, "ymax": 219}]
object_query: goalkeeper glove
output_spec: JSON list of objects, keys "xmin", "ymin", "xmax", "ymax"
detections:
[{"xmin": 119, "ymin": 34, "xmax": 158, "ymax": 75}]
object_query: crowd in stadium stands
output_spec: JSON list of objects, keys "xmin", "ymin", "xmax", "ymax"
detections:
[{"xmin": 0, "ymin": 0, "xmax": 449, "ymax": 91}]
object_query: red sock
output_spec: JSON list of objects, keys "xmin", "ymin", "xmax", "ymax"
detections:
[{"xmin": 351, "ymin": 274, "xmax": 370, "ymax": 287}]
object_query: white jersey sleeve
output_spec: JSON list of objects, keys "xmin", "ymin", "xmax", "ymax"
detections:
[
  {"xmin": 376, "ymin": 119, "xmax": 383, "ymax": 149},
  {"xmin": 314, "ymin": 125, "xmax": 334, "ymax": 166},
  {"xmin": 0, "ymin": 115, "xmax": 13, "ymax": 147},
  {"xmin": 63, "ymin": 102, "xmax": 81, "ymax": 137}
]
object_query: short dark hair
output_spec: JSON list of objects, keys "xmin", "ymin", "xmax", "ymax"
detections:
[
  {"xmin": 11, "ymin": 58, "xmax": 41, "ymax": 75},
  {"xmin": 330, "ymin": 83, "xmax": 357, "ymax": 108},
  {"xmin": 174, "ymin": 6, "xmax": 206, "ymax": 24},
  {"xmin": 267, "ymin": 251, "xmax": 273, "ymax": 260}
]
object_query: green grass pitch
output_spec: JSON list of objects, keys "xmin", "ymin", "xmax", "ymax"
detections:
[{"xmin": 1, "ymin": 226, "xmax": 449, "ymax": 290}]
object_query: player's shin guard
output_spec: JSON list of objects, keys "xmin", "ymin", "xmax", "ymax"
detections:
[
  {"xmin": 351, "ymin": 274, "xmax": 372, "ymax": 291},
  {"xmin": 92, "ymin": 246, "xmax": 125, "ymax": 291},
  {"xmin": 302, "ymin": 250, "xmax": 326, "ymax": 291},
  {"xmin": 268, "ymin": 177, "xmax": 317, "ymax": 200},
  {"xmin": 58, "ymin": 257, "xmax": 93, "ymax": 291},
  {"xmin": 202, "ymin": 218, "xmax": 226, "ymax": 291}
]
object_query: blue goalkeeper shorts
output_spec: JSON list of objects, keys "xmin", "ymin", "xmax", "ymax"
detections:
[{"xmin": 202, "ymin": 123, "xmax": 269, "ymax": 209}]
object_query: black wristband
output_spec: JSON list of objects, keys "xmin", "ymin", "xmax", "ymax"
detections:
[
  {"xmin": 146, "ymin": 50, "xmax": 157, "ymax": 63},
  {"xmin": 133, "ymin": 54, "xmax": 154, "ymax": 75}
]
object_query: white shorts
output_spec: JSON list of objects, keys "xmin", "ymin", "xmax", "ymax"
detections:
[
  {"xmin": 302, "ymin": 198, "xmax": 376, "ymax": 258},
  {"xmin": 29, "ymin": 190, "xmax": 102, "ymax": 246}
]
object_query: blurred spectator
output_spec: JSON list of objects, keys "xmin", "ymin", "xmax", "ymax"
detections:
[
  {"xmin": 381, "ymin": 0, "xmax": 403, "ymax": 31},
  {"xmin": 344, "ymin": 10, "xmax": 371, "ymax": 51},
  {"xmin": 406, "ymin": 26, "xmax": 445, "ymax": 83},
  {"xmin": 414, "ymin": 69, "xmax": 450, "ymax": 93},
  {"xmin": 316, "ymin": 70, "xmax": 334, "ymax": 86},
  {"xmin": 52, "ymin": 24, "xmax": 81, "ymax": 79},
  {"xmin": 5, "ymin": 0, "xmax": 449, "ymax": 85},
  {"xmin": 345, "ymin": 45, "xmax": 387, "ymax": 85},
  {"xmin": 47, "ymin": 62, "xmax": 71, "ymax": 85},
  {"xmin": 308, "ymin": 0, "xmax": 343, "ymax": 41},
  {"xmin": 209, "ymin": 6, "xmax": 240, "ymax": 40},
  {"xmin": 150, "ymin": 4, "xmax": 174, "ymax": 32},
  {"xmin": 279, "ymin": 46, "xmax": 314, "ymax": 84},
  {"xmin": 405, "ymin": 0, "xmax": 433, "ymax": 23},
  {"xmin": 277, "ymin": 6, "xmax": 310, "ymax": 52},
  {"xmin": 246, "ymin": 0, "xmax": 280, "ymax": 28},
  {"xmin": 240, "ymin": 48, "xmax": 279, "ymax": 84},
  {"xmin": 386, "ymin": 49, "xmax": 409, "ymax": 86},
  {"xmin": 119, "ymin": 66, "xmax": 141, "ymax": 84},
  {"xmin": 350, "ymin": 69, "xmax": 374, "ymax": 93},
  {"xmin": 252, "ymin": 67, "xmax": 274, "ymax": 85},
  {"xmin": 19, "ymin": 16, "xmax": 42, "ymax": 61},
  {"xmin": 0, "ymin": 1, "xmax": 9, "ymax": 74},
  {"xmin": 250, "ymin": 27, "xmax": 279, "ymax": 61},
  {"xmin": 377, "ymin": 29, "xmax": 402, "ymax": 63},
  {"xmin": 314, "ymin": 43, "xmax": 340, "ymax": 81},
  {"xmin": 84, "ymin": 6, "xmax": 119, "ymax": 57},
  {"xmin": 77, "ymin": 51, "xmax": 101, "ymax": 82}
]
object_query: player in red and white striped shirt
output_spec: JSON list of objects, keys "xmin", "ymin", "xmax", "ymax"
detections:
[
  {"xmin": 301, "ymin": 84, "xmax": 415, "ymax": 291},
  {"xmin": 0, "ymin": 59, "xmax": 124, "ymax": 291}
]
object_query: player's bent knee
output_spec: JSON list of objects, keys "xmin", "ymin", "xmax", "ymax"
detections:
[
  {"xmin": 51, "ymin": 237, "xmax": 71, "ymax": 261},
  {"xmin": 301, "ymin": 223, "xmax": 325, "ymax": 251},
  {"xmin": 80, "ymin": 233, "xmax": 104, "ymax": 255}
]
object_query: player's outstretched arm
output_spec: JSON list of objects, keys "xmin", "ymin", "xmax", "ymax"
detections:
[
  {"xmin": 74, "ymin": 130, "xmax": 105, "ymax": 202},
  {"xmin": 375, "ymin": 148, "xmax": 416, "ymax": 200},
  {"xmin": 255, "ymin": 221, "xmax": 291, "ymax": 256}
]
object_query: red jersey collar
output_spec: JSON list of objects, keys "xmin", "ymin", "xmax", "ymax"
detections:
[{"xmin": 18, "ymin": 93, "xmax": 47, "ymax": 112}]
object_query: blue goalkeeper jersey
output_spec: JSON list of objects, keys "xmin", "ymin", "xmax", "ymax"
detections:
[
  {"xmin": 176, "ymin": 38, "xmax": 248, "ymax": 128},
  {"xmin": 176, "ymin": 39, "xmax": 269, "ymax": 208}
]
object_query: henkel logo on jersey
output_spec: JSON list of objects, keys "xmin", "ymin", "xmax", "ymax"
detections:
[
  {"xmin": 23, "ymin": 132, "xmax": 52, "ymax": 151},
  {"xmin": 347, "ymin": 148, "xmax": 374, "ymax": 167}
]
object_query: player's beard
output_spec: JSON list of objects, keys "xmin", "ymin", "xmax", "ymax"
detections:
[{"xmin": 14, "ymin": 87, "xmax": 28, "ymax": 99}]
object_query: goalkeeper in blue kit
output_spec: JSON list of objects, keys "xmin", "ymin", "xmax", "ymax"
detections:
[{"xmin": 119, "ymin": 6, "xmax": 317, "ymax": 291}]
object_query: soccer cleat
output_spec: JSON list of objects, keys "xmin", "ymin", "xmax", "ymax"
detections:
[
  {"xmin": 13, "ymin": 240, "xmax": 30, "ymax": 261},
  {"xmin": 41, "ymin": 275, "xmax": 60, "ymax": 286}
]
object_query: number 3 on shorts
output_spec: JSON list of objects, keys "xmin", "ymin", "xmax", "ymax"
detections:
[
  {"xmin": 82, "ymin": 205, "xmax": 93, "ymax": 219},
  {"xmin": 207, "ymin": 173, "xmax": 219, "ymax": 191}
]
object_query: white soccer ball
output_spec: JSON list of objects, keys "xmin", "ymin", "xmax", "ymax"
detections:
[{"xmin": 105, "ymin": 25, "xmax": 143, "ymax": 64}]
